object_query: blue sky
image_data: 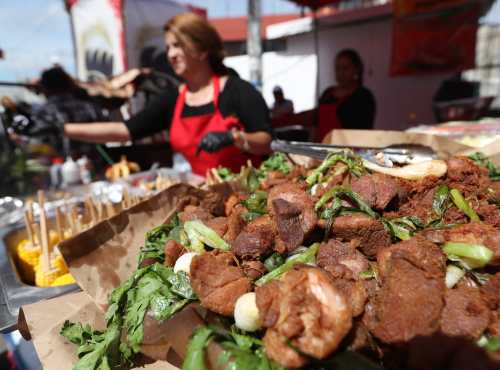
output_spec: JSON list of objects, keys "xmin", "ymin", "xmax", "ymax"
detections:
[{"xmin": 0, "ymin": 0, "xmax": 300, "ymax": 82}]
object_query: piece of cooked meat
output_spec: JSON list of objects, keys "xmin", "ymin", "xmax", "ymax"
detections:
[
  {"xmin": 178, "ymin": 205, "xmax": 213, "ymax": 223},
  {"xmin": 224, "ymin": 204, "xmax": 246, "ymax": 243},
  {"xmin": 268, "ymin": 183, "xmax": 317, "ymax": 252},
  {"xmin": 200, "ymin": 190, "xmax": 225, "ymax": 216},
  {"xmin": 256, "ymin": 266, "xmax": 352, "ymax": 368},
  {"xmin": 204, "ymin": 217, "xmax": 228, "ymax": 237},
  {"xmin": 190, "ymin": 251, "xmax": 251, "ymax": 316},
  {"xmin": 440, "ymin": 283, "xmax": 490, "ymax": 340},
  {"xmin": 475, "ymin": 201, "xmax": 500, "ymax": 228},
  {"xmin": 480, "ymin": 272, "xmax": 500, "ymax": 311},
  {"xmin": 163, "ymin": 240, "xmax": 185, "ymax": 267},
  {"xmin": 377, "ymin": 236, "xmax": 446, "ymax": 280},
  {"xmin": 332, "ymin": 214, "xmax": 391, "ymax": 258},
  {"xmin": 271, "ymin": 198, "xmax": 304, "ymax": 253},
  {"xmin": 232, "ymin": 229, "xmax": 274, "ymax": 260},
  {"xmin": 444, "ymin": 223, "xmax": 500, "ymax": 265},
  {"xmin": 366, "ymin": 257, "xmax": 445, "ymax": 344},
  {"xmin": 446, "ymin": 157, "xmax": 492, "ymax": 198},
  {"xmin": 316, "ymin": 239, "xmax": 370, "ymax": 278},
  {"xmin": 351, "ymin": 173, "xmax": 399, "ymax": 210},
  {"xmin": 241, "ymin": 260, "xmax": 267, "ymax": 280}
]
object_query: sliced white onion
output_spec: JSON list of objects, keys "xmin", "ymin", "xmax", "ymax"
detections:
[
  {"xmin": 445, "ymin": 265, "xmax": 465, "ymax": 289},
  {"xmin": 173, "ymin": 252, "xmax": 199, "ymax": 275},
  {"xmin": 363, "ymin": 159, "xmax": 447, "ymax": 180},
  {"xmin": 234, "ymin": 292, "xmax": 261, "ymax": 332}
]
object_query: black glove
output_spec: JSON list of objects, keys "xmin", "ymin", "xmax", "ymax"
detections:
[{"xmin": 196, "ymin": 131, "xmax": 234, "ymax": 155}]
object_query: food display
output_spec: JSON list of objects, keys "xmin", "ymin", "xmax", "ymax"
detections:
[
  {"xmin": 13, "ymin": 189, "xmax": 144, "ymax": 287},
  {"xmin": 58, "ymin": 151, "xmax": 500, "ymax": 370},
  {"xmin": 105, "ymin": 155, "xmax": 141, "ymax": 181}
]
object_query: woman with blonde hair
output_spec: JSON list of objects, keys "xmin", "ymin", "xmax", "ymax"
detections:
[{"xmin": 64, "ymin": 12, "xmax": 272, "ymax": 176}]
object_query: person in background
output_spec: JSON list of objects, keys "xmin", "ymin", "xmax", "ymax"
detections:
[
  {"xmin": 64, "ymin": 12, "xmax": 272, "ymax": 177},
  {"xmin": 7, "ymin": 66, "xmax": 107, "ymax": 156},
  {"xmin": 271, "ymin": 85, "xmax": 294, "ymax": 118},
  {"xmin": 316, "ymin": 49, "xmax": 376, "ymax": 141}
]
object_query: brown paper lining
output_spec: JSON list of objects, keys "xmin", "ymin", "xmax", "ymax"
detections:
[{"xmin": 19, "ymin": 130, "xmax": 500, "ymax": 370}]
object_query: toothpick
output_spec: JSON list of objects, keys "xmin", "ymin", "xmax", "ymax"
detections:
[
  {"xmin": 37, "ymin": 191, "xmax": 50, "ymax": 273},
  {"xmin": 55, "ymin": 207, "xmax": 64, "ymax": 241},
  {"xmin": 67, "ymin": 206, "xmax": 76, "ymax": 235},
  {"xmin": 71, "ymin": 207, "xmax": 79, "ymax": 233},
  {"xmin": 85, "ymin": 198, "xmax": 97, "ymax": 226},
  {"xmin": 96, "ymin": 200, "xmax": 103, "ymax": 221}
]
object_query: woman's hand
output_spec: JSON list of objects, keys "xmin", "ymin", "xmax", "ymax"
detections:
[{"xmin": 196, "ymin": 131, "xmax": 234, "ymax": 155}]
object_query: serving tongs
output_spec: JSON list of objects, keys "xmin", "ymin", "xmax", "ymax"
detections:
[
  {"xmin": 271, "ymin": 140, "xmax": 438, "ymax": 166},
  {"xmin": 271, "ymin": 140, "xmax": 447, "ymax": 180}
]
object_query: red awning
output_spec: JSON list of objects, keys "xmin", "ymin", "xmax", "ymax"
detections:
[{"xmin": 288, "ymin": 0, "xmax": 341, "ymax": 9}]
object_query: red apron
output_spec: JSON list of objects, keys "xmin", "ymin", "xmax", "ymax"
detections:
[
  {"xmin": 316, "ymin": 101, "xmax": 343, "ymax": 142},
  {"xmin": 169, "ymin": 76, "xmax": 258, "ymax": 176}
]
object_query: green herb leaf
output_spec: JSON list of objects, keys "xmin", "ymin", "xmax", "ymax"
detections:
[
  {"xmin": 260, "ymin": 153, "xmax": 291, "ymax": 175},
  {"xmin": 432, "ymin": 185, "xmax": 450, "ymax": 219},
  {"xmin": 182, "ymin": 326, "xmax": 214, "ymax": 370},
  {"xmin": 256, "ymin": 243, "xmax": 320, "ymax": 287},
  {"xmin": 217, "ymin": 167, "xmax": 237, "ymax": 181},
  {"xmin": 484, "ymin": 336, "xmax": 500, "ymax": 352},
  {"xmin": 469, "ymin": 152, "xmax": 500, "ymax": 181},
  {"xmin": 241, "ymin": 191, "xmax": 268, "ymax": 215}
]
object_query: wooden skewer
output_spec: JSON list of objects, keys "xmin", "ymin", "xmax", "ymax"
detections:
[
  {"xmin": 37, "ymin": 191, "xmax": 50, "ymax": 273},
  {"xmin": 71, "ymin": 207, "xmax": 79, "ymax": 233},
  {"xmin": 122, "ymin": 187, "xmax": 130, "ymax": 209},
  {"xmin": 55, "ymin": 207, "xmax": 64, "ymax": 241},
  {"xmin": 25, "ymin": 200, "xmax": 34, "ymax": 224},
  {"xmin": 96, "ymin": 200, "xmax": 104, "ymax": 222},
  {"xmin": 106, "ymin": 202, "xmax": 115, "ymax": 217},
  {"xmin": 76, "ymin": 214, "xmax": 83, "ymax": 233},
  {"xmin": 23, "ymin": 211, "xmax": 35, "ymax": 246},
  {"xmin": 85, "ymin": 198, "xmax": 97, "ymax": 226},
  {"xmin": 66, "ymin": 206, "xmax": 76, "ymax": 235}
]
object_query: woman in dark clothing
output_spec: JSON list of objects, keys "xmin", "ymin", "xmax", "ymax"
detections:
[{"xmin": 316, "ymin": 49, "xmax": 376, "ymax": 141}]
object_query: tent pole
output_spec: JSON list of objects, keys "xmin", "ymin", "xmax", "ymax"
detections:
[
  {"xmin": 313, "ymin": 8, "xmax": 320, "ymax": 101},
  {"xmin": 247, "ymin": 0, "xmax": 263, "ymax": 90}
]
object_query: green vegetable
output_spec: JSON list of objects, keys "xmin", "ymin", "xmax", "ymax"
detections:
[
  {"xmin": 183, "ymin": 326, "xmax": 284, "ymax": 370},
  {"xmin": 432, "ymin": 185, "xmax": 450, "ymax": 219},
  {"xmin": 443, "ymin": 242, "xmax": 493, "ymax": 269},
  {"xmin": 306, "ymin": 151, "xmax": 365, "ymax": 187},
  {"xmin": 259, "ymin": 153, "xmax": 291, "ymax": 175},
  {"xmin": 241, "ymin": 212, "xmax": 263, "ymax": 222},
  {"xmin": 469, "ymin": 152, "xmax": 500, "ymax": 181},
  {"xmin": 241, "ymin": 192, "xmax": 268, "ymax": 215},
  {"xmin": 183, "ymin": 326, "xmax": 214, "ymax": 370},
  {"xmin": 484, "ymin": 336, "xmax": 500, "ymax": 352},
  {"xmin": 62, "ymin": 263, "xmax": 197, "ymax": 369},
  {"xmin": 264, "ymin": 253, "xmax": 286, "ymax": 272},
  {"xmin": 256, "ymin": 243, "xmax": 320, "ymax": 287},
  {"xmin": 359, "ymin": 264, "xmax": 378, "ymax": 280},
  {"xmin": 450, "ymin": 188, "xmax": 480, "ymax": 222},
  {"xmin": 217, "ymin": 167, "xmax": 237, "ymax": 181},
  {"xmin": 315, "ymin": 187, "xmax": 377, "ymax": 219},
  {"xmin": 184, "ymin": 220, "xmax": 230, "ymax": 252},
  {"xmin": 382, "ymin": 216, "xmax": 424, "ymax": 241},
  {"xmin": 137, "ymin": 215, "xmax": 181, "ymax": 266}
]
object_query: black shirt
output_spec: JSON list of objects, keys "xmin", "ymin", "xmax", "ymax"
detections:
[
  {"xmin": 125, "ymin": 75, "xmax": 272, "ymax": 140},
  {"xmin": 319, "ymin": 86, "xmax": 376, "ymax": 130}
]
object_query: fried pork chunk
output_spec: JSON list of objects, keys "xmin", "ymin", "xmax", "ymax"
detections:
[
  {"xmin": 268, "ymin": 183, "xmax": 318, "ymax": 253},
  {"xmin": 441, "ymin": 283, "xmax": 490, "ymax": 340},
  {"xmin": 190, "ymin": 251, "xmax": 251, "ymax": 316},
  {"xmin": 232, "ymin": 215, "xmax": 275, "ymax": 260},
  {"xmin": 332, "ymin": 214, "xmax": 391, "ymax": 258},
  {"xmin": 446, "ymin": 157, "xmax": 492, "ymax": 198},
  {"xmin": 351, "ymin": 173, "xmax": 400, "ymax": 210},
  {"xmin": 256, "ymin": 266, "xmax": 352, "ymax": 368},
  {"xmin": 365, "ymin": 237, "xmax": 446, "ymax": 344}
]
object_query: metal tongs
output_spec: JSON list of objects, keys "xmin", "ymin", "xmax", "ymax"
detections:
[{"xmin": 271, "ymin": 140, "xmax": 438, "ymax": 167}]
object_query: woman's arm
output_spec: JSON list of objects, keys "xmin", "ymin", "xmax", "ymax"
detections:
[
  {"xmin": 234, "ymin": 130, "xmax": 272, "ymax": 156},
  {"xmin": 64, "ymin": 122, "xmax": 131, "ymax": 143}
]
